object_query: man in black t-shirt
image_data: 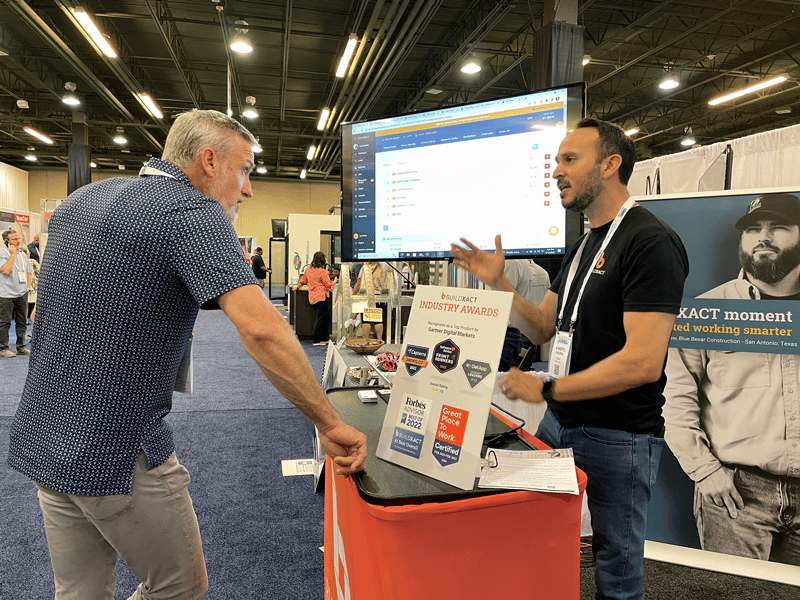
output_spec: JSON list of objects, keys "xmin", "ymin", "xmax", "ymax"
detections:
[
  {"xmin": 665, "ymin": 192, "xmax": 800, "ymax": 565},
  {"xmin": 251, "ymin": 246, "xmax": 271, "ymax": 288},
  {"xmin": 453, "ymin": 119, "xmax": 688, "ymax": 600}
]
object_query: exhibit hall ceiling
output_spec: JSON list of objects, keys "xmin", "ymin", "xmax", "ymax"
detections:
[{"xmin": 0, "ymin": 0, "xmax": 798, "ymax": 178}]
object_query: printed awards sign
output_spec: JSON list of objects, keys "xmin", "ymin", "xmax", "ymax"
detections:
[{"xmin": 376, "ymin": 285, "xmax": 512, "ymax": 489}]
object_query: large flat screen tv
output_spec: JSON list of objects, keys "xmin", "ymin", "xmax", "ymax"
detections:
[{"xmin": 340, "ymin": 81, "xmax": 586, "ymax": 262}]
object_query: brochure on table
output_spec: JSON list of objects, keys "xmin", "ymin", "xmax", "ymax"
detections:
[{"xmin": 376, "ymin": 285, "xmax": 513, "ymax": 490}]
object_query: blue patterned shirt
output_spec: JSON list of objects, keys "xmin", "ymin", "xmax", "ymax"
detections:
[{"xmin": 8, "ymin": 158, "xmax": 257, "ymax": 495}]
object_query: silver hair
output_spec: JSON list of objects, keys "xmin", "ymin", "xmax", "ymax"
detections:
[{"xmin": 161, "ymin": 109, "xmax": 257, "ymax": 167}]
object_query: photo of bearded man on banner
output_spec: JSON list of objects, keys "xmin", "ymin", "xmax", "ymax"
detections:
[{"xmin": 663, "ymin": 192, "xmax": 800, "ymax": 566}]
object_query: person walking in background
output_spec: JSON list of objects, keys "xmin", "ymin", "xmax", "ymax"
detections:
[
  {"xmin": 664, "ymin": 192, "xmax": 800, "ymax": 565},
  {"xmin": 0, "ymin": 229, "xmax": 32, "ymax": 358},
  {"xmin": 7, "ymin": 109, "xmax": 366, "ymax": 600},
  {"xmin": 293, "ymin": 251, "xmax": 337, "ymax": 346},
  {"xmin": 251, "ymin": 246, "xmax": 271, "ymax": 288},
  {"xmin": 28, "ymin": 233, "xmax": 40, "ymax": 262},
  {"xmin": 352, "ymin": 260, "xmax": 386, "ymax": 342}
]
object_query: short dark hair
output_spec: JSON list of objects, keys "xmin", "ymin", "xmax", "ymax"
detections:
[
  {"xmin": 255, "ymin": 246, "xmax": 262, "ymax": 252},
  {"xmin": 576, "ymin": 118, "xmax": 637, "ymax": 185}
]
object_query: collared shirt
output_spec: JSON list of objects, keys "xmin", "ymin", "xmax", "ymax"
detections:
[
  {"xmin": 8, "ymin": 157, "xmax": 257, "ymax": 495},
  {"xmin": 0, "ymin": 246, "xmax": 32, "ymax": 298},
  {"xmin": 502, "ymin": 259, "xmax": 550, "ymax": 326},
  {"xmin": 664, "ymin": 270, "xmax": 800, "ymax": 481}
]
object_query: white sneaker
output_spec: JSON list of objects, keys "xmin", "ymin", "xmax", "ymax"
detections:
[{"xmin": 0, "ymin": 349, "xmax": 16, "ymax": 358}]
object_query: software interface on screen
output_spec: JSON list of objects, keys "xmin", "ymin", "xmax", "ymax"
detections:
[{"xmin": 344, "ymin": 87, "xmax": 577, "ymax": 260}]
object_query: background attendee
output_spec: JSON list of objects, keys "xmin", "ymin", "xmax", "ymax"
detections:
[
  {"xmin": 452, "ymin": 118, "xmax": 688, "ymax": 600},
  {"xmin": 498, "ymin": 259, "xmax": 550, "ymax": 371},
  {"xmin": 352, "ymin": 261, "xmax": 386, "ymax": 341},
  {"xmin": 0, "ymin": 229, "xmax": 32, "ymax": 358},
  {"xmin": 251, "ymin": 246, "xmax": 271, "ymax": 288},
  {"xmin": 293, "ymin": 251, "xmax": 337, "ymax": 346},
  {"xmin": 27, "ymin": 233, "xmax": 40, "ymax": 262},
  {"xmin": 7, "ymin": 109, "xmax": 366, "ymax": 600},
  {"xmin": 664, "ymin": 192, "xmax": 800, "ymax": 565}
]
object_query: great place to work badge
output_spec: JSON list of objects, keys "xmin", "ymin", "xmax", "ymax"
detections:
[{"xmin": 376, "ymin": 285, "xmax": 512, "ymax": 490}]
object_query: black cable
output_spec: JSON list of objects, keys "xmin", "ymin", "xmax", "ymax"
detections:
[{"xmin": 484, "ymin": 402, "xmax": 526, "ymax": 446}]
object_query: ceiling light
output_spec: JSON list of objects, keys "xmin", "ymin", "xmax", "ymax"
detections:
[
  {"xmin": 230, "ymin": 21, "xmax": 253, "ymax": 54},
  {"xmin": 252, "ymin": 143, "xmax": 262, "ymax": 153},
  {"xmin": 24, "ymin": 127, "xmax": 53, "ymax": 144},
  {"xmin": 460, "ymin": 58, "xmax": 481, "ymax": 74},
  {"xmin": 25, "ymin": 153, "xmax": 37, "ymax": 161},
  {"xmin": 582, "ymin": 55, "xmax": 591, "ymax": 66},
  {"xmin": 16, "ymin": 99, "xmax": 29, "ymax": 109},
  {"xmin": 425, "ymin": 88, "xmax": 442, "ymax": 95},
  {"xmin": 243, "ymin": 95, "xmax": 258, "ymax": 119},
  {"xmin": 72, "ymin": 7, "xmax": 117, "ymax": 59},
  {"xmin": 708, "ymin": 75, "xmax": 788, "ymax": 106},
  {"xmin": 256, "ymin": 166, "xmax": 267, "ymax": 174},
  {"xmin": 118, "ymin": 164, "xmax": 126, "ymax": 170},
  {"xmin": 317, "ymin": 107, "xmax": 330, "ymax": 131},
  {"xmin": 776, "ymin": 107, "xmax": 792, "ymax": 115},
  {"xmin": 0, "ymin": 46, "xmax": 8, "ymax": 57},
  {"xmin": 307, "ymin": 145, "xmax": 316, "ymax": 160},
  {"xmin": 680, "ymin": 126, "xmax": 695, "ymax": 146},
  {"xmin": 90, "ymin": 162, "xmax": 97, "ymax": 168},
  {"xmin": 335, "ymin": 34, "xmax": 359, "ymax": 78},
  {"xmin": 113, "ymin": 126, "xmax": 127, "ymax": 145},
  {"xmin": 138, "ymin": 93, "xmax": 163, "ymax": 119},
  {"xmin": 300, "ymin": 169, "xmax": 307, "ymax": 179},
  {"xmin": 62, "ymin": 82, "xmax": 80, "ymax": 106},
  {"xmin": 624, "ymin": 128, "xmax": 639, "ymax": 136},
  {"xmin": 658, "ymin": 75, "xmax": 680, "ymax": 90}
]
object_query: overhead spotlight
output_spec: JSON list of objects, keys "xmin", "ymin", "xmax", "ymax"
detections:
[
  {"xmin": 252, "ymin": 143, "xmax": 262, "ymax": 153},
  {"xmin": 62, "ymin": 82, "xmax": 80, "ymax": 106},
  {"xmin": 118, "ymin": 164, "xmax": 126, "ymax": 170},
  {"xmin": 680, "ymin": 126, "xmax": 695, "ymax": 146},
  {"xmin": 72, "ymin": 7, "xmax": 117, "ymax": 58},
  {"xmin": 256, "ymin": 162, "xmax": 267, "ymax": 174},
  {"xmin": 113, "ymin": 126, "xmax": 127, "ymax": 145},
  {"xmin": 25, "ymin": 153, "xmax": 37, "ymax": 161},
  {"xmin": 425, "ymin": 88, "xmax": 443, "ymax": 95},
  {"xmin": 243, "ymin": 95, "xmax": 258, "ymax": 119},
  {"xmin": 307, "ymin": 145, "xmax": 316, "ymax": 160},
  {"xmin": 582, "ymin": 55, "xmax": 591, "ymax": 66},
  {"xmin": 335, "ymin": 33, "xmax": 359, "ymax": 78},
  {"xmin": 708, "ymin": 75, "xmax": 787, "ymax": 106},
  {"xmin": 317, "ymin": 107, "xmax": 330, "ymax": 131},
  {"xmin": 776, "ymin": 107, "xmax": 793, "ymax": 115},
  {"xmin": 460, "ymin": 57, "xmax": 481, "ymax": 74},
  {"xmin": 90, "ymin": 161, "xmax": 97, "ymax": 168},
  {"xmin": 16, "ymin": 99, "xmax": 29, "ymax": 109},
  {"xmin": 24, "ymin": 127, "xmax": 53, "ymax": 144},
  {"xmin": 300, "ymin": 169, "xmax": 307, "ymax": 179},
  {"xmin": 138, "ymin": 93, "xmax": 163, "ymax": 119},
  {"xmin": 658, "ymin": 74, "xmax": 680, "ymax": 90},
  {"xmin": 624, "ymin": 127, "xmax": 639, "ymax": 137},
  {"xmin": 230, "ymin": 20, "xmax": 253, "ymax": 54}
]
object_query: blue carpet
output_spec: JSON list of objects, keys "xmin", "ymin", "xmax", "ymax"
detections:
[{"xmin": 1, "ymin": 309, "xmax": 329, "ymax": 600}]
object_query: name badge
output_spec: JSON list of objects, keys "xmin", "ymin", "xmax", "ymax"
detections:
[
  {"xmin": 548, "ymin": 330, "xmax": 573, "ymax": 379},
  {"xmin": 18, "ymin": 271, "xmax": 26, "ymax": 283}
]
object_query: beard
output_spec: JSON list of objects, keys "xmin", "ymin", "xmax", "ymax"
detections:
[
  {"xmin": 562, "ymin": 163, "xmax": 603, "ymax": 214},
  {"xmin": 206, "ymin": 179, "xmax": 240, "ymax": 224},
  {"xmin": 739, "ymin": 238, "xmax": 800, "ymax": 285}
]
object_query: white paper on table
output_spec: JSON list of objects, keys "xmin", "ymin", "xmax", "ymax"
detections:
[{"xmin": 478, "ymin": 448, "xmax": 580, "ymax": 495}]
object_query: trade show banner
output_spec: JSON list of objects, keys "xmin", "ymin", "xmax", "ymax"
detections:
[
  {"xmin": 641, "ymin": 187, "xmax": 800, "ymax": 570},
  {"xmin": 376, "ymin": 285, "xmax": 512, "ymax": 489}
]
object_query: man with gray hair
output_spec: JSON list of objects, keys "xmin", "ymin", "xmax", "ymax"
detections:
[
  {"xmin": 664, "ymin": 192, "xmax": 800, "ymax": 565},
  {"xmin": 8, "ymin": 109, "xmax": 367, "ymax": 599},
  {"xmin": 0, "ymin": 228, "xmax": 32, "ymax": 357}
]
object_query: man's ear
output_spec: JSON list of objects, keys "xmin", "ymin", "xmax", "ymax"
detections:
[
  {"xmin": 198, "ymin": 147, "xmax": 218, "ymax": 177},
  {"xmin": 601, "ymin": 153, "xmax": 623, "ymax": 182}
]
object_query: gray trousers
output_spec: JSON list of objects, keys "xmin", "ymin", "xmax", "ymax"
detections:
[
  {"xmin": 0, "ymin": 292, "xmax": 28, "ymax": 351},
  {"xmin": 34, "ymin": 452, "xmax": 208, "ymax": 600}
]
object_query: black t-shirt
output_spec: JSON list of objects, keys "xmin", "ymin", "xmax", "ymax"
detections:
[
  {"xmin": 549, "ymin": 205, "xmax": 689, "ymax": 434},
  {"xmin": 251, "ymin": 254, "xmax": 266, "ymax": 279}
]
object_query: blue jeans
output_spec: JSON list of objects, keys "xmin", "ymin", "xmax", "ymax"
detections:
[
  {"xmin": 536, "ymin": 409, "xmax": 665, "ymax": 600},
  {"xmin": 695, "ymin": 466, "xmax": 800, "ymax": 565}
]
